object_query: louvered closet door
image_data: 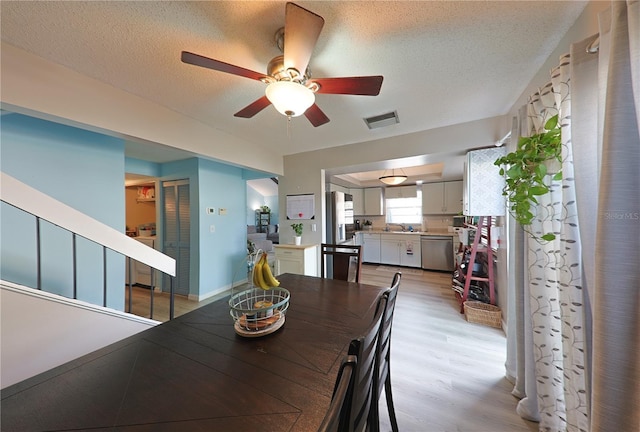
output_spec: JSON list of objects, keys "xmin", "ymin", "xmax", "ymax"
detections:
[{"xmin": 163, "ymin": 180, "xmax": 190, "ymax": 296}]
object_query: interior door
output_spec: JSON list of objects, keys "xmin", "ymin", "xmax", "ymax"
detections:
[{"xmin": 163, "ymin": 180, "xmax": 190, "ymax": 296}]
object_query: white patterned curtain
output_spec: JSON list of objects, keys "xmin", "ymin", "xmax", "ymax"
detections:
[
  {"xmin": 512, "ymin": 54, "xmax": 589, "ymax": 432},
  {"xmin": 507, "ymin": 2, "xmax": 640, "ymax": 431}
]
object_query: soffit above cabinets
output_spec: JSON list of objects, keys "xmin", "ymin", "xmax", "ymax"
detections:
[{"xmin": 333, "ymin": 162, "xmax": 445, "ymax": 188}]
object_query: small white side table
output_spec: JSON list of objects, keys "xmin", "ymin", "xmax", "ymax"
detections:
[{"xmin": 274, "ymin": 244, "xmax": 318, "ymax": 276}]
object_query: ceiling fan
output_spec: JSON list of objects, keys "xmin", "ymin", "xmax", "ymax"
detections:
[{"xmin": 181, "ymin": 2, "xmax": 383, "ymax": 127}]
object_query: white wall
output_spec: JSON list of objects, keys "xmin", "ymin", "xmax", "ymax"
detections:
[{"xmin": 1, "ymin": 282, "xmax": 158, "ymax": 389}]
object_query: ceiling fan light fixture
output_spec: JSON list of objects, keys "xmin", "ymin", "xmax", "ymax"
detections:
[
  {"xmin": 265, "ymin": 81, "xmax": 315, "ymax": 117},
  {"xmin": 379, "ymin": 169, "xmax": 408, "ymax": 185}
]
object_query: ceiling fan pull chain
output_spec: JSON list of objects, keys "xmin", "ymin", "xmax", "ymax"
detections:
[{"xmin": 287, "ymin": 116, "xmax": 292, "ymax": 139}]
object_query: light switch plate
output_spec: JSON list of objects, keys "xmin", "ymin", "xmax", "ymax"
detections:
[
  {"xmin": 219, "ymin": 208, "xmax": 227, "ymax": 215},
  {"xmin": 206, "ymin": 207, "xmax": 215, "ymax": 215}
]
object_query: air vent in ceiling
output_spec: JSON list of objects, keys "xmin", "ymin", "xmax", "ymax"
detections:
[{"xmin": 363, "ymin": 111, "xmax": 399, "ymax": 130}]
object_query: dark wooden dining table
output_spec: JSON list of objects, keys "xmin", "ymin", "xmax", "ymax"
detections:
[{"xmin": 1, "ymin": 274, "xmax": 387, "ymax": 431}]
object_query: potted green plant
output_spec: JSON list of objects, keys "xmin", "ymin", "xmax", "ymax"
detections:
[
  {"xmin": 260, "ymin": 205, "xmax": 270, "ymax": 213},
  {"xmin": 291, "ymin": 223, "xmax": 303, "ymax": 245},
  {"xmin": 494, "ymin": 114, "xmax": 562, "ymax": 242}
]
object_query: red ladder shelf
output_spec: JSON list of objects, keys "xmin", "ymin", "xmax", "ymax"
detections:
[{"xmin": 456, "ymin": 216, "xmax": 495, "ymax": 313}]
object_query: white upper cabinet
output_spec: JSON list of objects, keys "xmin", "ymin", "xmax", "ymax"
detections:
[
  {"xmin": 443, "ymin": 181, "xmax": 463, "ymax": 214},
  {"xmin": 463, "ymin": 148, "xmax": 506, "ymax": 216},
  {"xmin": 384, "ymin": 185, "xmax": 417, "ymax": 199},
  {"xmin": 349, "ymin": 188, "xmax": 365, "ymax": 215},
  {"xmin": 364, "ymin": 187, "xmax": 384, "ymax": 215},
  {"xmin": 422, "ymin": 181, "xmax": 463, "ymax": 214}
]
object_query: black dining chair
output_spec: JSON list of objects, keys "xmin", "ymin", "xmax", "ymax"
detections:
[
  {"xmin": 317, "ymin": 355, "xmax": 357, "ymax": 432},
  {"xmin": 370, "ymin": 272, "xmax": 402, "ymax": 432},
  {"xmin": 320, "ymin": 243, "xmax": 363, "ymax": 282},
  {"xmin": 345, "ymin": 296, "xmax": 387, "ymax": 432}
]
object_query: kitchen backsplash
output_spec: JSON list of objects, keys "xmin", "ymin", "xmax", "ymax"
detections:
[{"xmin": 357, "ymin": 215, "xmax": 453, "ymax": 231}]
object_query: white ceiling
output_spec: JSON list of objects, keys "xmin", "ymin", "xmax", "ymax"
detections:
[{"xmin": 0, "ymin": 1, "xmax": 587, "ymax": 183}]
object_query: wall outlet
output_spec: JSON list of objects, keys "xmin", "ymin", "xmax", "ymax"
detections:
[{"xmin": 209, "ymin": 224, "xmax": 215, "ymax": 233}]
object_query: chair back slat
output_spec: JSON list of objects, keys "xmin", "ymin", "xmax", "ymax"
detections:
[
  {"xmin": 370, "ymin": 272, "xmax": 401, "ymax": 432},
  {"xmin": 378, "ymin": 272, "xmax": 401, "ymax": 387},
  {"xmin": 347, "ymin": 296, "xmax": 386, "ymax": 432},
  {"xmin": 317, "ymin": 355, "xmax": 357, "ymax": 432}
]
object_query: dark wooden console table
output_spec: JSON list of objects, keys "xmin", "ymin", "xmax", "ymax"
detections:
[{"xmin": 1, "ymin": 274, "xmax": 386, "ymax": 431}]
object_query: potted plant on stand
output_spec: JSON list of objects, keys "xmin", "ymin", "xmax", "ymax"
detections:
[
  {"xmin": 291, "ymin": 223, "xmax": 303, "ymax": 245},
  {"xmin": 494, "ymin": 114, "xmax": 562, "ymax": 242}
]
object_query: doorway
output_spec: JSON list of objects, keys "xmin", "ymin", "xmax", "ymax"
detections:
[{"xmin": 124, "ymin": 176, "xmax": 158, "ymax": 289}]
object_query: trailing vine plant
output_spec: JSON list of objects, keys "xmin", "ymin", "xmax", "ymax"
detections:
[{"xmin": 494, "ymin": 114, "xmax": 562, "ymax": 242}]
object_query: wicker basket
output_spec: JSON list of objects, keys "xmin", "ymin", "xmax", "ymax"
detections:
[{"xmin": 464, "ymin": 301, "xmax": 502, "ymax": 328}]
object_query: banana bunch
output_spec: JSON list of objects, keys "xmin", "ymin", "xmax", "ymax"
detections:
[{"xmin": 252, "ymin": 252, "xmax": 280, "ymax": 290}]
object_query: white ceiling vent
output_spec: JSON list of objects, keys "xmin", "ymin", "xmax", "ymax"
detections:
[{"xmin": 364, "ymin": 111, "xmax": 399, "ymax": 130}]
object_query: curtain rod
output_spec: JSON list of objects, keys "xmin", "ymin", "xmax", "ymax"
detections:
[{"xmin": 587, "ymin": 35, "xmax": 599, "ymax": 54}]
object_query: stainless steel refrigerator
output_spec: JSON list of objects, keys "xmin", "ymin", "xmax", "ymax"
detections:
[{"xmin": 327, "ymin": 191, "xmax": 354, "ymax": 244}]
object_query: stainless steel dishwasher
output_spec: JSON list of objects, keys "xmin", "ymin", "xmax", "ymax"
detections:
[{"xmin": 421, "ymin": 235, "xmax": 454, "ymax": 271}]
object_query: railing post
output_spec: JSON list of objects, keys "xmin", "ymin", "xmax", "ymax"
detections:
[
  {"xmin": 36, "ymin": 216, "xmax": 42, "ymax": 290},
  {"xmin": 127, "ymin": 257, "xmax": 133, "ymax": 313},
  {"xmin": 103, "ymin": 246, "xmax": 107, "ymax": 307},
  {"xmin": 72, "ymin": 233, "xmax": 78, "ymax": 300},
  {"xmin": 170, "ymin": 277, "xmax": 175, "ymax": 320},
  {"xmin": 149, "ymin": 269, "xmax": 155, "ymax": 320}
]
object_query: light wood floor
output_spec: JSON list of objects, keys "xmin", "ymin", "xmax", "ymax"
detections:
[{"xmin": 126, "ymin": 265, "xmax": 538, "ymax": 432}]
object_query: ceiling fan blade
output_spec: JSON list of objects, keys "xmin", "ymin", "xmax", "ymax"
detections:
[
  {"xmin": 234, "ymin": 96, "xmax": 272, "ymax": 118},
  {"xmin": 304, "ymin": 104, "xmax": 330, "ymax": 127},
  {"xmin": 181, "ymin": 51, "xmax": 268, "ymax": 81},
  {"xmin": 284, "ymin": 2, "xmax": 324, "ymax": 75},
  {"xmin": 311, "ymin": 76, "xmax": 384, "ymax": 96}
]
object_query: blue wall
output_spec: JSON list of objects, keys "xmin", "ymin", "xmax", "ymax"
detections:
[
  {"xmin": 1, "ymin": 114, "xmax": 126, "ymax": 309},
  {"xmin": 1, "ymin": 113, "xmax": 273, "ymax": 307},
  {"xmin": 197, "ymin": 159, "xmax": 248, "ymax": 295}
]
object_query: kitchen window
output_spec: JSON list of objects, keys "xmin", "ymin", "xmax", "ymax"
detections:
[{"xmin": 385, "ymin": 189, "xmax": 422, "ymax": 224}]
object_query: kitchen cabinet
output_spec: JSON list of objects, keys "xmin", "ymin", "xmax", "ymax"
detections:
[
  {"xmin": 463, "ymin": 147, "xmax": 506, "ymax": 216},
  {"xmin": 350, "ymin": 188, "xmax": 365, "ymax": 215},
  {"xmin": 380, "ymin": 234, "xmax": 421, "ymax": 268},
  {"xmin": 274, "ymin": 244, "xmax": 318, "ymax": 276},
  {"xmin": 354, "ymin": 232, "xmax": 363, "ymax": 247},
  {"xmin": 364, "ymin": 187, "xmax": 384, "ymax": 215},
  {"xmin": 384, "ymin": 185, "xmax": 417, "ymax": 199},
  {"xmin": 422, "ymin": 181, "xmax": 463, "ymax": 214},
  {"xmin": 362, "ymin": 233, "xmax": 381, "ymax": 263}
]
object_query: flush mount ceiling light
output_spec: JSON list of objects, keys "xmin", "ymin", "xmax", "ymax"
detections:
[
  {"xmin": 379, "ymin": 168, "xmax": 408, "ymax": 185},
  {"xmin": 265, "ymin": 81, "xmax": 315, "ymax": 118}
]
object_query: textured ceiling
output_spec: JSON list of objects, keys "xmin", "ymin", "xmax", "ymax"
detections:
[{"xmin": 1, "ymin": 1, "xmax": 587, "ymax": 169}]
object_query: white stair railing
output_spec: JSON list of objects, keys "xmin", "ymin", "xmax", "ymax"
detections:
[{"xmin": 0, "ymin": 172, "xmax": 178, "ymax": 319}]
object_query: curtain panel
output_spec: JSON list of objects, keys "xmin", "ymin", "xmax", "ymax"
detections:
[{"xmin": 506, "ymin": 2, "xmax": 639, "ymax": 431}]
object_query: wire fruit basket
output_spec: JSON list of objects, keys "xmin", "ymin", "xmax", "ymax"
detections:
[
  {"xmin": 229, "ymin": 286, "xmax": 290, "ymax": 337},
  {"xmin": 229, "ymin": 249, "xmax": 290, "ymax": 337}
]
